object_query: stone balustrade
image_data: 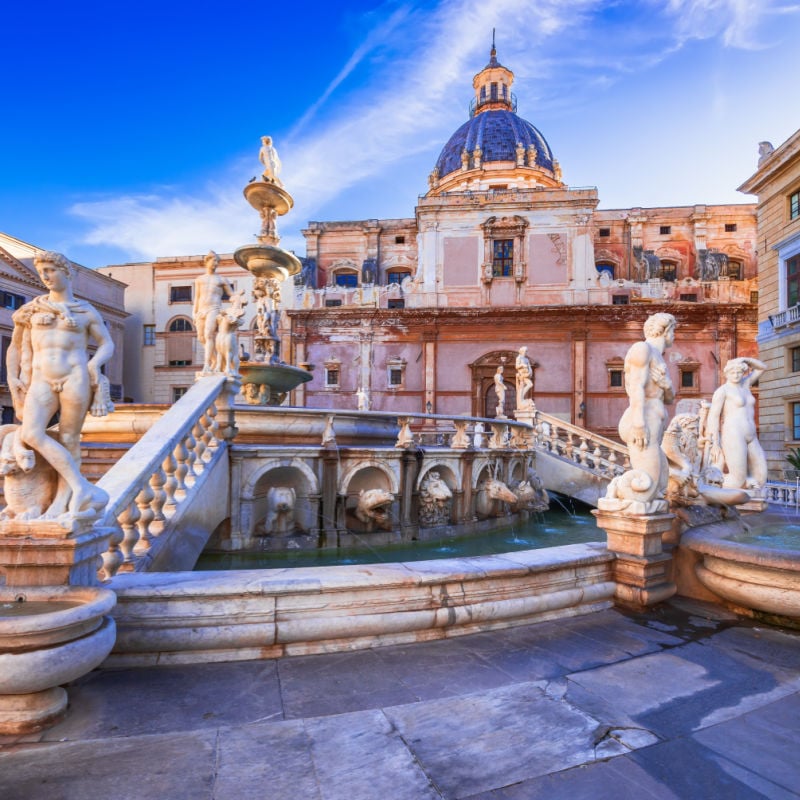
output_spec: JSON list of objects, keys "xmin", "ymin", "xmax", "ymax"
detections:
[
  {"xmin": 531, "ymin": 409, "xmax": 629, "ymax": 480},
  {"xmin": 96, "ymin": 375, "xmax": 238, "ymax": 579}
]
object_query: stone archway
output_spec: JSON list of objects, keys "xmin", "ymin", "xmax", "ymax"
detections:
[{"xmin": 469, "ymin": 350, "xmax": 522, "ymax": 417}]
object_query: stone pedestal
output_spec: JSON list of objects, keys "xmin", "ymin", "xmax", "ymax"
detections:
[
  {"xmin": 0, "ymin": 521, "xmax": 114, "ymax": 587},
  {"xmin": 592, "ymin": 509, "xmax": 676, "ymax": 609},
  {"xmin": 511, "ymin": 407, "xmax": 536, "ymax": 446}
]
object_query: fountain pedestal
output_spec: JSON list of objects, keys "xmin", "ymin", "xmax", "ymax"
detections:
[
  {"xmin": 0, "ymin": 521, "xmax": 114, "ymax": 587},
  {"xmin": 593, "ymin": 509, "xmax": 676, "ymax": 609}
]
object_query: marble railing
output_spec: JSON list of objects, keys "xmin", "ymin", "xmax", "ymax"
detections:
[
  {"xmin": 531, "ymin": 409, "xmax": 629, "ymax": 479},
  {"xmin": 402, "ymin": 414, "xmax": 533, "ymax": 450},
  {"xmin": 764, "ymin": 480, "xmax": 800, "ymax": 509},
  {"xmin": 96, "ymin": 375, "xmax": 238, "ymax": 579}
]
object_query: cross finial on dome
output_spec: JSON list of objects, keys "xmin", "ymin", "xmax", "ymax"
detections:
[{"xmin": 489, "ymin": 28, "xmax": 498, "ymax": 65}]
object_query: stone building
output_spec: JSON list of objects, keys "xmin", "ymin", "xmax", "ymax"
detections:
[
  {"xmin": 288, "ymin": 47, "xmax": 759, "ymax": 439},
  {"xmin": 739, "ymin": 129, "xmax": 800, "ymax": 478},
  {"xmin": 103, "ymin": 254, "xmax": 268, "ymax": 403},
  {"xmin": 0, "ymin": 232, "xmax": 127, "ymax": 419}
]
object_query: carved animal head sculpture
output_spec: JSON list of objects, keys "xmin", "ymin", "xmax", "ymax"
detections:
[
  {"xmin": 484, "ymin": 478, "xmax": 517, "ymax": 504},
  {"xmin": 355, "ymin": 488, "xmax": 394, "ymax": 525},
  {"xmin": 420, "ymin": 471, "xmax": 453, "ymax": 502}
]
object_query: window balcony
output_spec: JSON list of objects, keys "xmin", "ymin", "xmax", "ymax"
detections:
[{"xmin": 770, "ymin": 304, "xmax": 800, "ymax": 329}]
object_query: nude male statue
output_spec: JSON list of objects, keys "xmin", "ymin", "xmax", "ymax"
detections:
[
  {"xmin": 6, "ymin": 251, "xmax": 114, "ymax": 518},
  {"xmin": 259, "ymin": 136, "xmax": 282, "ymax": 184},
  {"xmin": 515, "ymin": 347, "xmax": 533, "ymax": 409},
  {"xmin": 194, "ymin": 251, "xmax": 235, "ymax": 374}
]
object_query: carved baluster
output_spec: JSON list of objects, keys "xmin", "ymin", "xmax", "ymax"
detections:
[
  {"xmin": 183, "ymin": 429, "xmax": 198, "ymax": 485},
  {"xmin": 451, "ymin": 420, "xmax": 469, "ymax": 449},
  {"xmin": 579, "ymin": 438, "xmax": 589, "ymax": 466},
  {"xmin": 565, "ymin": 432, "xmax": 574, "ymax": 460},
  {"xmin": 148, "ymin": 466, "xmax": 167, "ymax": 535},
  {"xmin": 100, "ymin": 522, "xmax": 125, "ymax": 580},
  {"xmin": 395, "ymin": 417, "xmax": 414, "ymax": 449},
  {"xmin": 192, "ymin": 420, "xmax": 207, "ymax": 473},
  {"xmin": 133, "ymin": 482, "xmax": 156, "ymax": 556},
  {"xmin": 162, "ymin": 451, "xmax": 179, "ymax": 514},
  {"xmin": 117, "ymin": 500, "xmax": 141, "ymax": 571},
  {"xmin": 173, "ymin": 438, "xmax": 190, "ymax": 500},
  {"xmin": 607, "ymin": 449, "xmax": 618, "ymax": 476},
  {"xmin": 204, "ymin": 404, "xmax": 220, "ymax": 451}
]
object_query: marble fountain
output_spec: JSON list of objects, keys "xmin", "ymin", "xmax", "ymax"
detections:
[{"xmin": 2, "ymin": 143, "xmax": 798, "ymax": 734}]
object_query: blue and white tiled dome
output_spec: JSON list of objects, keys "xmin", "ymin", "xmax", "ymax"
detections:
[{"xmin": 434, "ymin": 110, "xmax": 555, "ymax": 180}]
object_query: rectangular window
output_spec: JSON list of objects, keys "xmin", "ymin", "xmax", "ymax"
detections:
[
  {"xmin": 492, "ymin": 239, "xmax": 513, "ymax": 277},
  {"xmin": 725, "ymin": 223, "xmax": 738, "ymax": 232},
  {"xmin": 325, "ymin": 369, "xmax": 339, "ymax": 387},
  {"xmin": 679, "ymin": 293, "xmax": 698, "ymax": 302},
  {"xmin": 681, "ymin": 371, "xmax": 695, "ymax": 389},
  {"xmin": 793, "ymin": 401, "xmax": 800, "ymax": 440},
  {"xmin": 612, "ymin": 295, "xmax": 629, "ymax": 305},
  {"xmin": 172, "ymin": 387, "xmax": 188, "ymax": 402},
  {"xmin": 792, "ymin": 347, "xmax": 800, "ymax": 373},
  {"xmin": 170, "ymin": 285, "xmax": 192, "ymax": 303},
  {"xmin": 387, "ymin": 299, "xmax": 405, "ymax": 309},
  {"xmin": 750, "ymin": 290, "xmax": 759, "ymax": 304},
  {"xmin": 0, "ymin": 335, "xmax": 10, "ymax": 385},
  {"xmin": 335, "ymin": 273, "xmax": 358, "ymax": 288},
  {"xmin": 143, "ymin": 324, "xmax": 156, "ymax": 346},
  {"xmin": 387, "ymin": 271, "xmax": 408, "ymax": 284},
  {"xmin": 395, "ymin": 235, "xmax": 405, "ymax": 244},
  {"xmin": 609, "ymin": 369, "xmax": 623, "ymax": 388},
  {"xmin": 389, "ymin": 368, "xmax": 403, "ymax": 387},
  {"xmin": 168, "ymin": 359, "xmax": 191, "ymax": 367},
  {"xmin": 787, "ymin": 254, "xmax": 800, "ymax": 308},
  {"xmin": 1, "ymin": 291, "xmax": 25, "ymax": 310},
  {"xmin": 324, "ymin": 299, "xmax": 342, "ymax": 307},
  {"xmin": 660, "ymin": 226, "xmax": 671, "ymax": 235},
  {"xmin": 598, "ymin": 228, "xmax": 610, "ymax": 237},
  {"xmin": 791, "ymin": 191, "xmax": 800, "ymax": 220}
]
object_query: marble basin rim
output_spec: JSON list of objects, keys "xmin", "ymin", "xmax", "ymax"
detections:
[
  {"xmin": 238, "ymin": 362, "xmax": 312, "ymax": 393},
  {"xmin": 681, "ymin": 518, "xmax": 800, "ymax": 618},
  {"xmin": 0, "ymin": 586, "xmax": 116, "ymax": 706}
]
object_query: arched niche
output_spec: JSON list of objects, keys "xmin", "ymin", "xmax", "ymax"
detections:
[{"xmin": 469, "ymin": 350, "xmax": 520, "ymax": 417}]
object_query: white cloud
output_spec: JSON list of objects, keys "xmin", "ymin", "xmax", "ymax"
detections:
[{"xmin": 68, "ymin": 0, "xmax": 800, "ymax": 262}]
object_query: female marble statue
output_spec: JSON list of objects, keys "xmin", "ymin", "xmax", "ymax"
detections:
[
  {"xmin": 493, "ymin": 366, "xmax": 507, "ymax": 417},
  {"xmin": 6, "ymin": 251, "xmax": 114, "ymax": 518},
  {"xmin": 259, "ymin": 136, "xmax": 282, "ymax": 184},
  {"xmin": 194, "ymin": 251, "xmax": 235, "ymax": 374},
  {"xmin": 515, "ymin": 347, "xmax": 533, "ymax": 409},
  {"xmin": 707, "ymin": 357, "xmax": 767, "ymax": 490}
]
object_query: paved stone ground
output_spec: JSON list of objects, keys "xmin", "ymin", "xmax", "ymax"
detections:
[{"xmin": 2, "ymin": 598, "xmax": 800, "ymax": 799}]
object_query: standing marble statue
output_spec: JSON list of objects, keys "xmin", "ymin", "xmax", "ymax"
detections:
[
  {"xmin": 194, "ymin": 251, "xmax": 235, "ymax": 374},
  {"xmin": 5, "ymin": 251, "xmax": 114, "ymax": 519},
  {"xmin": 259, "ymin": 136, "xmax": 282, "ymax": 185},
  {"xmin": 707, "ymin": 357, "xmax": 768, "ymax": 490},
  {"xmin": 602, "ymin": 312, "xmax": 676, "ymax": 513},
  {"xmin": 493, "ymin": 366, "xmax": 507, "ymax": 417},
  {"xmin": 356, "ymin": 387, "xmax": 370, "ymax": 411},
  {"xmin": 515, "ymin": 347, "xmax": 533, "ymax": 409}
]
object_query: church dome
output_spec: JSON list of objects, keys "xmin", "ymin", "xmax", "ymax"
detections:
[
  {"xmin": 427, "ymin": 43, "xmax": 562, "ymax": 192},
  {"xmin": 434, "ymin": 110, "xmax": 555, "ymax": 179}
]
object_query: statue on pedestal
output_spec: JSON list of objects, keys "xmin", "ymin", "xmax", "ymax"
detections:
[
  {"xmin": 3, "ymin": 252, "xmax": 114, "ymax": 520},
  {"xmin": 259, "ymin": 136, "xmax": 282, "ymax": 185},
  {"xmin": 707, "ymin": 357, "xmax": 768, "ymax": 490},
  {"xmin": 194, "ymin": 251, "xmax": 235, "ymax": 374},
  {"xmin": 493, "ymin": 366, "xmax": 507, "ymax": 417},
  {"xmin": 601, "ymin": 312, "xmax": 676, "ymax": 514},
  {"xmin": 515, "ymin": 347, "xmax": 533, "ymax": 410}
]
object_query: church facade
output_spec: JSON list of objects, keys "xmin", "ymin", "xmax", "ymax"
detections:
[{"xmin": 288, "ymin": 47, "xmax": 758, "ymax": 440}]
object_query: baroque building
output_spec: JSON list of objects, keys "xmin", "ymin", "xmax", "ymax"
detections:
[
  {"xmin": 0, "ymin": 232, "xmax": 127, "ymax": 419},
  {"xmin": 739, "ymin": 128, "xmax": 800, "ymax": 478},
  {"xmin": 288, "ymin": 47, "xmax": 758, "ymax": 439}
]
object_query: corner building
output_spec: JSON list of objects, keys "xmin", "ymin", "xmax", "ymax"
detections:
[{"xmin": 290, "ymin": 48, "xmax": 759, "ymax": 440}]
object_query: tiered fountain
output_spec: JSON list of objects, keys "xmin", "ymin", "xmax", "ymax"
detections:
[{"xmin": 234, "ymin": 136, "xmax": 311, "ymax": 405}]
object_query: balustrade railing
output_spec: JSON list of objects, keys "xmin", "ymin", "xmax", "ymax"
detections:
[
  {"xmin": 96, "ymin": 375, "xmax": 236, "ymax": 579},
  {"xmin": 530, "ymin": 409, "xmax": 629, "ymax": 479},
  {"xmin": 765, "ymin": 480, "xmax": 800, "ymax": 509}
]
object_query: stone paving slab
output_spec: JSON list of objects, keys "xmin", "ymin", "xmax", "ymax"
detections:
[
  {"xmin": 384, "ymin": 681, "xmax": 607, "ymax": 798},
  {"xmin": 1, "ymin": 605, "xmax": 800, "ymax": 799}
]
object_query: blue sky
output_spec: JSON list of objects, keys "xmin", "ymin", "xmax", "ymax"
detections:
[{"xmin": 2, "ymin": 0, "xmax": 799, "ymax": 268}]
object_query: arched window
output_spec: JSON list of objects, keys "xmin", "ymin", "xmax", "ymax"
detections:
[
  {"xmin": 167, "ymin": 317, "xmax": 194, "ymax": 366},
  {"xmin": 334, "ymin": 271, "xmax": 358, "ymax": 288},
  {"xmin": 169, "ymin": 317, "xmax": 193, "ymax": 332},
  {"xmin": 660, "ymin": 260, "xmax": 677, "ymax": 282},
  {"xmin": 387, "ymin": 269, "xmax": 411, "ymax": 285},
  {"xmin": 596, "ymin": 262, "xmax": 615, "ymax": 279}
]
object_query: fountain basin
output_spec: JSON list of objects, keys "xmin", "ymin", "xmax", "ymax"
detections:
[
  {"xmin": 0, "ymin": 586, "xmax": 116, "ymax": 733},
  {"xmin": 234, "ymin": 244, "xmax": 301, "ymax": 282},
  {"xmin": 681, "ymin": 515, "xmax": 800, "ymax": 620}
]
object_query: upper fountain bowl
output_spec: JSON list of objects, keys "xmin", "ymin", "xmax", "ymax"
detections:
[
  {"xmin": 234, "ymin": 244, "xmax": 302, "ymax": 282},
  {"xmin": 243, "ymin": 181, "xmax": 293, "ymax": 216}
]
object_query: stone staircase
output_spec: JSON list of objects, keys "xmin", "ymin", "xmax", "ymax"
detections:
[{"xmin": 80, "ymin": 443, "xmax": 132, "ymax": 484}]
